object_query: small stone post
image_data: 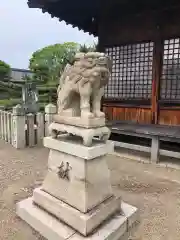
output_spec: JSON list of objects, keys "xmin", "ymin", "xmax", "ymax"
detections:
[
  {"xmin": 1, "ymin": 111, "xmax": 5, "ymax": 140},
  {"xmin": 4, "ymin": 112, "xmax": 8, "ymax": 142},
  {"xmin": 151, "ymin": 136, "xmax": 160, "ymax": 163},
  {"xmin": 0, "ymin": 110, "xmax": 2, "ymax": 138},
  {"xmin": 36, "ymin": 112, "xmax": 45, "ymax": 145},
  {"xmin": 45, "ymin": 104, "xmax": 56, "ymax": 137},
  {"xmin": 27, "ymin": 113, "xmax": 35, "ymax": 147},
  {"xmin": 12, "ymin": 104, "xmax": 26, "ymax": 149},
  {"xmin": 0, "ymin": 107, "xmax": 5, "ymax": 139},
  {"xmin": 7, "ymin": 112, "xmax": 12, "ymax": 144}
]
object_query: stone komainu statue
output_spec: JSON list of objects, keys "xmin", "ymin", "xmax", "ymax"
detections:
[{"xmin": 57, "ymin": 52, "xmax": 112, "ymax": 119}]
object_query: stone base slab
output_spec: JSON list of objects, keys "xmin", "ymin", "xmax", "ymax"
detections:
[
  {"xmin": 48, "ymin": 123, "xmax": 111, "ymax": 147},
  {"xmin": 33, "ymin": 188, "xmax": 121, "ymax": 236},
  {"xmin": 17, "ymin": 198, "xmax": 139, "ymax": 240},
  {"xmin": 53, "ymin": 115, "xmax": 105, "ymax": 129}
]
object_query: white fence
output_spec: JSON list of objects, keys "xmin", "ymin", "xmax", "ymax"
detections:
[{"xmin": 0, "ymin": 103, "xmax": 57, "ymax": 149}]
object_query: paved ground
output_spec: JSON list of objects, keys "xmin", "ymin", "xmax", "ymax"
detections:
[{"xmin": 0, "ymin": 140, "xmax": 180, "ymax": 239}]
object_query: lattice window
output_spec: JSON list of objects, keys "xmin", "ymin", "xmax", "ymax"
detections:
[
  {"xmin": 105, "ymin": 42, "xmax": 154, "ymax": 100},
  {"xmin": 160, "ymin": 38, "xmax": 180, "ymax": 100}
]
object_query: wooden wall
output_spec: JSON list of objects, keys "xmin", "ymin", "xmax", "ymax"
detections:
[
  {"xmin": 103, "ymin": 105, "xmax": 180, "ymax": 126},
  {"xmin": 158, "ymin": 108, "xmax": 180, "ymax": 126},
  {"xmin": 103, "ymin": 105, "xmax": 152, "ymax": 124},
  {"xmin": 99, "ymin": 6, "xmax": 180, "ymax": 127}
]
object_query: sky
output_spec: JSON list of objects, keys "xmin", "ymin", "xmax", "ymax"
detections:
[{"xmin": 0, "ymin": 0, "xmax": 96, "ymax": 69}]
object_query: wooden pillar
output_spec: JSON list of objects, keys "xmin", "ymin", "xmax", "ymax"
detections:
[{"xmin": 151, "ymin": 28, "xmax": 164, "ymax": 124}]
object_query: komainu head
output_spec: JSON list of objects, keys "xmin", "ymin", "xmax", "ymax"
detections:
[{"xmin": 74, "ymin": 52, "xmax": 112, "ymax": 71}]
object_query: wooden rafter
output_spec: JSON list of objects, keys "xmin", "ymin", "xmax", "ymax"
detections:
[{"xmin": 27, "ymin": 0, "xmax": 180, "ymax": 35}]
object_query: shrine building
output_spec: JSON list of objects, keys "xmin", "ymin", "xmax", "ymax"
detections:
[{"xmin": 28, "ymin": 0, "xmax": 180, "ymax": 162}]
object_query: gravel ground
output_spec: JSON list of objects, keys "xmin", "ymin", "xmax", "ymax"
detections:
[{"xmin": 0, "ymin": 140, "xmax": 180, "ymax": 239}]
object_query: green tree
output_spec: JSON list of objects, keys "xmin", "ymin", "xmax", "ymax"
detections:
[
  {"xmin": 0, "ymin": 60, "xmax": 11, "ymax": 82},
  {"xmin": 0, "ymin": 61, "xmax": 22, "ymax": 108},
  {"xmin": 29, "ymin": 42, "xmax": 79, "ymax": 84}
]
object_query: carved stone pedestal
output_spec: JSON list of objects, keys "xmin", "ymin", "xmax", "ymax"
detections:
[
  {"xmin": 49, "ymin": 122, "xmax": 111, "ymax": 147},
  {"xmin": 16, "ymin": 135, "xmax": 139, "ymax": 240}
]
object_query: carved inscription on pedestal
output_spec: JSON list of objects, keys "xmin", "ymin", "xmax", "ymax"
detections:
[{"xmin": 57, "ymin": 161, "xmax": 72, "ymax": 181}]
